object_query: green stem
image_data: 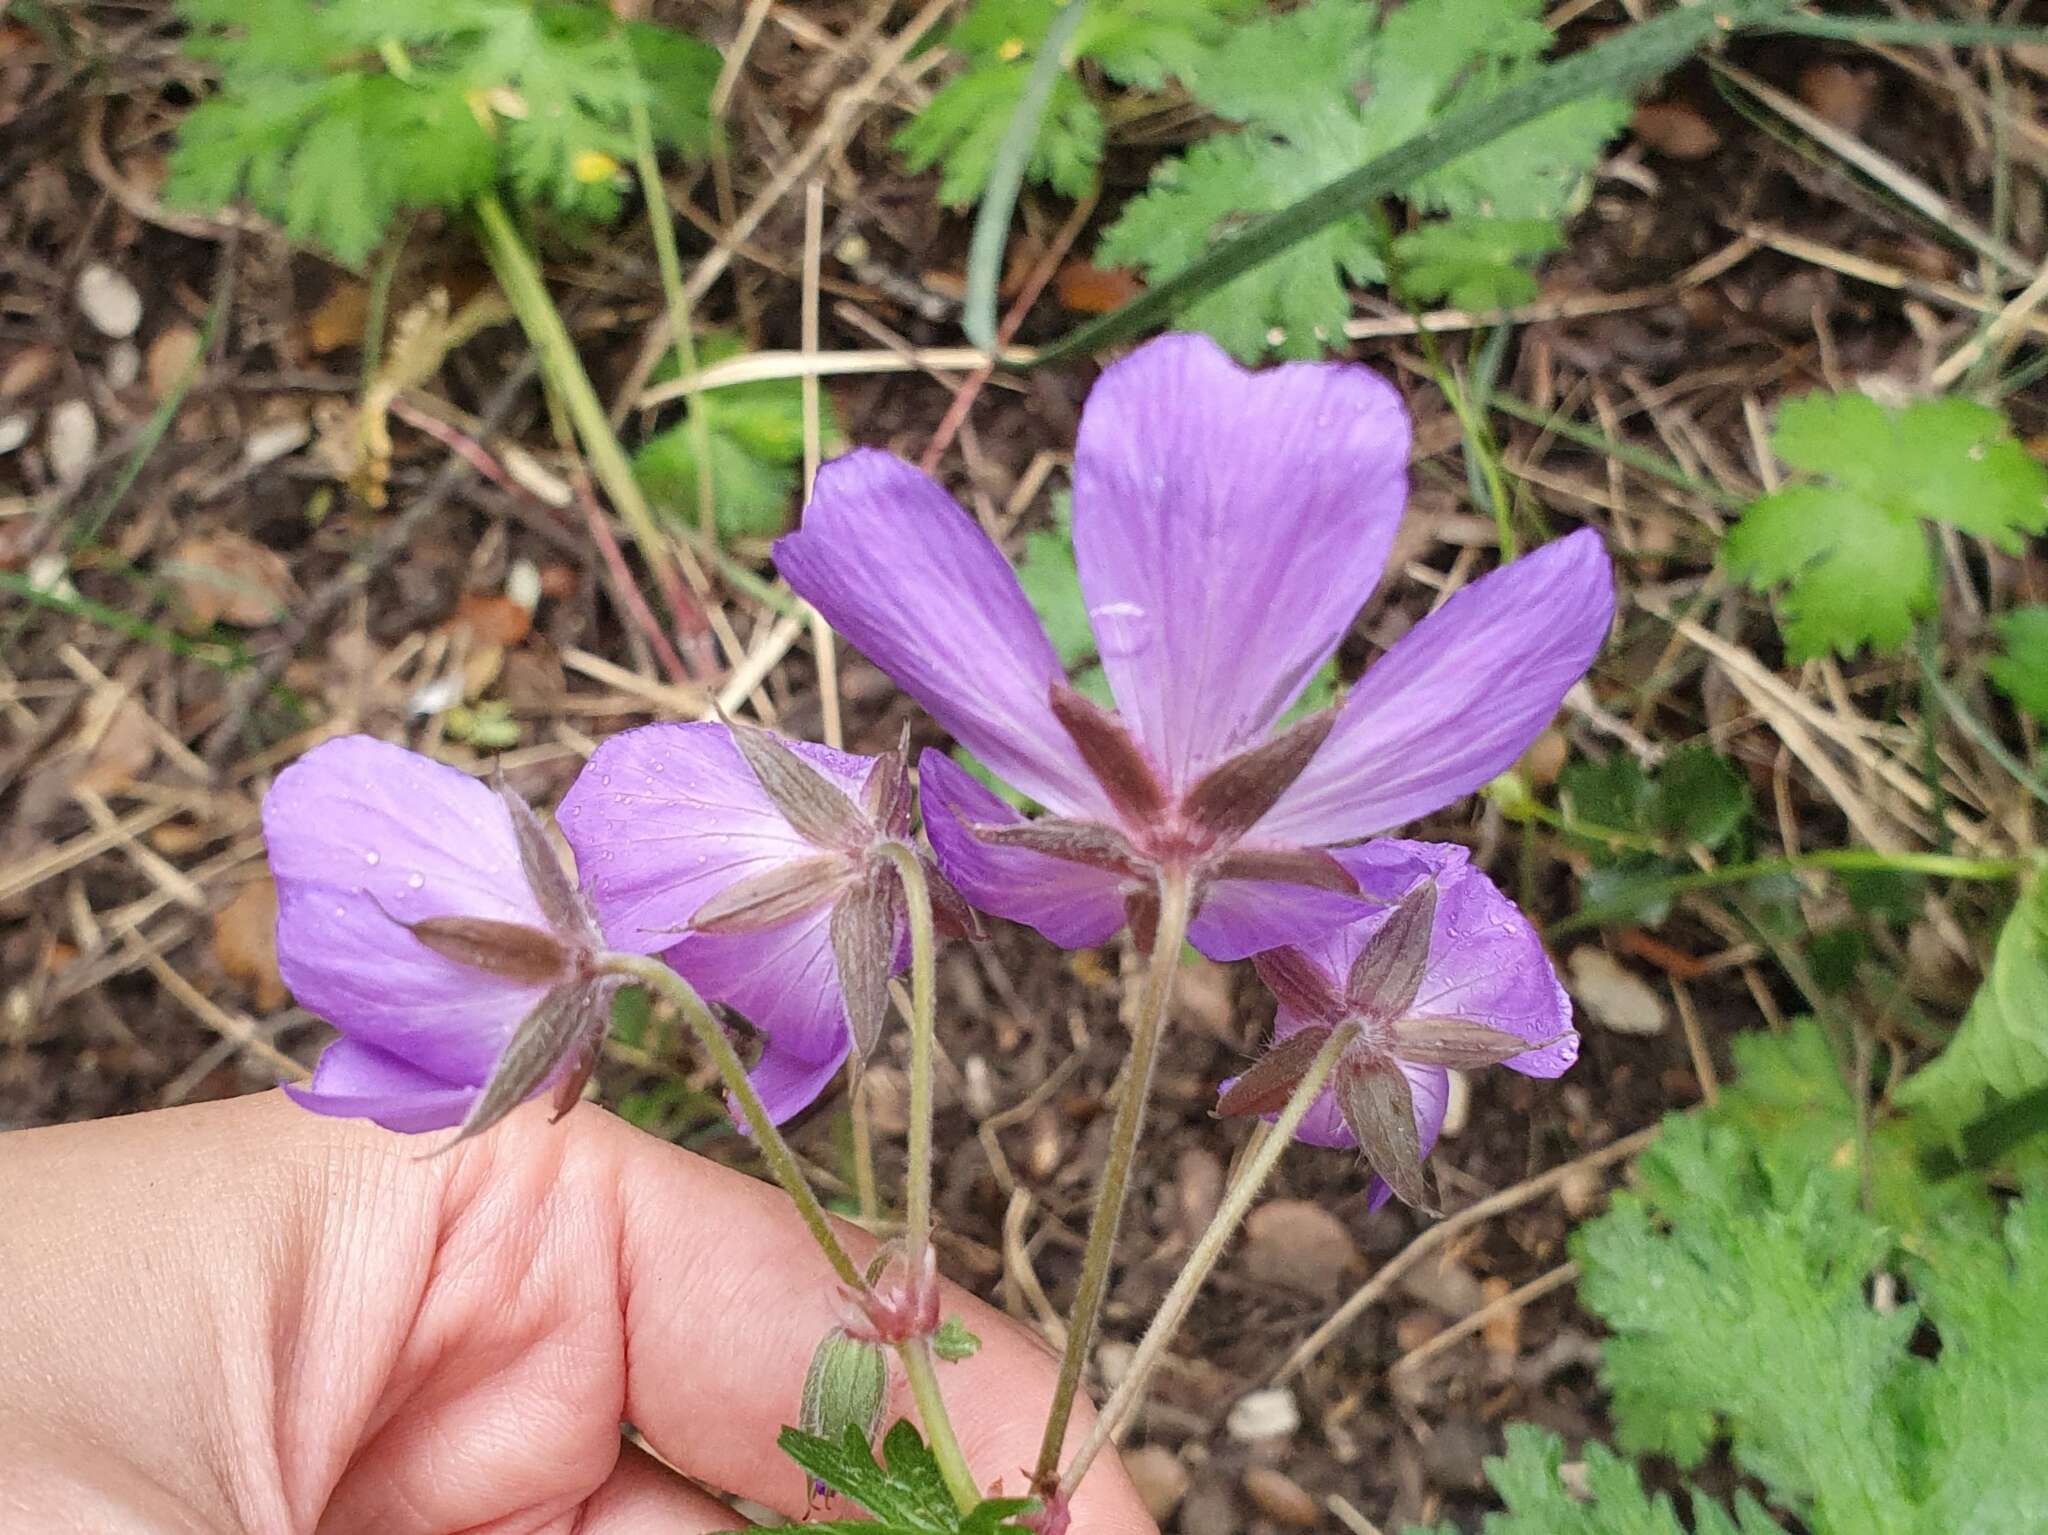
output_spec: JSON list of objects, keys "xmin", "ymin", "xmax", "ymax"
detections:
[
  {"xmin": 877, "ymin": 844, "xmax": 940, "ymax": 1270},
  {"xmin": 901, "ymin": 1337, "xmax": 981, "ymax": 1514},
  {"xmin": 627, "ymin": 101, "xmax": 720, "ymax": 545},
  {"xmin": 471, "ymin": 193, "xmax": 676, "ymax": 599},
  {"xmin": 596, "ymin": 952, "xmax": 864, "ymax": 1291},
  {"xmin": 1033, "ymin": 873, "xmax": 1192, "ymax": 1488},
  {"xmin": 1549, "ymin": 849, "xmax": 2033, "ymax": 937},
  {"xmin": 874, "ymin": 843, "xmax": 977, "ymax": 1514},
  {"xmin": 1057, "ymin": 1020, "xmax": 1359, "ymax": 1502},
  {"xmin": 1513, "ymin": 800, "xmax": 1667, "ymax": 855}
]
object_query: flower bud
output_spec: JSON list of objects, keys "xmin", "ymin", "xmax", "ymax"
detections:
[{"xmin": 797, "ymin": 1328, "xmax": 889, "ymax": 1466}]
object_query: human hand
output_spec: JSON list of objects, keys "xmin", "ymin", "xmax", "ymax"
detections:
[{"xmin": 0, "ymin": 1091, "xmax": 1157, "ymax": 1534}]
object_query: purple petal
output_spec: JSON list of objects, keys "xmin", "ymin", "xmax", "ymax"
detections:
[
  {"xmin": 559, "ymin": 722, "xmax": 873, "ymax": 954},
  {"xmin": 1186, "ymin": 872, "xmax": 1371, "ymax": 962},
  {"xmin": 264, "ymin": 734, "xmax": 555, "ymax": 1085},
  {"xmin": 662, "ymin": 899, "xmax": 884, "ymax": 1126},
  {"xmin": 1072, "ymin": 333, "xmax": 1410, "ymax": 788},
  {"xmin": 742, "ymin": 1035, "xmax": 851, "ymax": 1126},
  {"xmin": 284, "ymin": 1036, "xmax": 479, "ymax": 1133},
  {"xmin": 1330, "ymin": 840, "xmax": 1578, "ymax": 1077},
  {"xmin": 918, "ymin": 750, "xmax": 1128, "ymax": 950},
  {"xmin": 776, "ymin": 450, "xmax": 1109, "ymax": 818},
  {"xmin": 1257, "ymin": 529, "xmax": 1614, "ymax": 843}
]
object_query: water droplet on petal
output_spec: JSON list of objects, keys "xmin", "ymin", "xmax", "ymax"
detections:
[
  {"xmin": 364, "ymin": 851, "xmax": 380, "ymax": 866},
  {"xmin": 407, "ymin": 872, "xmax": 425, "ymax": 889},
  {"xmin": 334, "ymin": 905, "xmax": 347, "ymax": 919}
]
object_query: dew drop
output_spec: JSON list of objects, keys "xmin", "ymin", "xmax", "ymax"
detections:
[
  {"xmin": 407, "ymin": 872, "xmax": 425, "ymax": 889},
  {"xmin": 363, "ymin": 851, "xmax": 380, "ymax": 866},
  {"xmin": 334, "ymin": 905, "xmax": 346, "ymax": 919}
]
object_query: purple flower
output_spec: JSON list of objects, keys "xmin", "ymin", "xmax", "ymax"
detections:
[
  {"xmin": 559, "ymin": 720, "xmax": 970, "ymax": 1124},
  {"xmin": 1219, "ymin": 840, "xmax": 1577, "ymax": 1211},
  {"xmin": 265, "ymin": 735, "xmax": 615, "ymax": 1137},
  {"xmin": 775, "ymin": 332, "xmax": 1613, "ymax": 960}
]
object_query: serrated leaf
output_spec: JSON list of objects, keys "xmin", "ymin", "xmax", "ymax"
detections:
[
  {"xmin": 1987, "ymin": 605, "xmax": 2048, "ymax": 723},
  {"xmin": 1393, "ymin": 216, "xmax": 1560, "ymax": 310},
  {"xmin": 1643, "ymin": 743, "xmax": 1750, "ymax": 851},
  {"xmin": 167, "ymin": 0, "xmax": 716, "ymax": 261},
  {"xmin": 1726, "ymin": 392, "xmax": 2048, "ymax": 659},
  {"xmin": 739, "ymin": 1421, "xmax": 1038, "ymax": 1534},
  {"xmin": 1096, "ymin": 0, "xmax": 1625, "ymax": 357},
  {"xmin": 897, "ymin": 0, "xmax": 1250, "ymax": 206},
  {"xmin": 1398, "ymin": 1425, "xmax": 1786, "ymax": 1535}
]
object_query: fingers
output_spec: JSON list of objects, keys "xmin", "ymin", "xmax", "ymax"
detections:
[
  {"xmin": 580, "ymin": 1443, "xmax": 746, "ymax": 1534},
  {"xmin": 573, "ymin": 1107, "xmax": 1158, "ymax": 1533}
]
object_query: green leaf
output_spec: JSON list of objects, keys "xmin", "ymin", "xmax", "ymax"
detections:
[
  {"xmin": 1987, "ymin": 605, "xmax": 2048, "ymax": 723},
  {"xmin": 896, "ymin": 0, "xmax": 1250, "ymax": 206},
  {"xmin": 1725, "ymin": 392, "xmax": 2048, "ymax": 659},
  {"xmin": 1015, "ymin": 491, "xmax": 1092, "ymax": 666},
  {"xmin": 931, "ymin": 1317, "xmax": 983, "ymax": 1362},
  {"xmin": 1898, "ymin": 873, "xmax": 2048, "ymax": 1151},
  {"xmin": 1096, "ymin": 0, "xmax": 1625, "ymax": 357},
  {"xmin": 1643, "ymin": 744, "xmax": 1750, "ymax": 851},
  {"xmin": 1400, "ymin": 1425, "xmax": 1787, "ymax": 1535},
  {"xmin": 733, "ymin": 1421, "xmax": 1037, "ymax": 1534},
  {"xmin": 1393, "ymin": 216, "xmax": 1561, "ymax": 310},
  {"xmin": 634, "ymin": 334, "xmax": 839, "ymax": 540},
  {"xmin": 166, "ymin": 0, "xmax": 717, "ymax": 262}
]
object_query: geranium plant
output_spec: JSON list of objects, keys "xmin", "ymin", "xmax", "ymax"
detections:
[{"xmin": 262, "ymin": 333, "xmax": 1606, "ymax": 1526}]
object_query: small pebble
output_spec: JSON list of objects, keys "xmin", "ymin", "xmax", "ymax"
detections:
[
  {"xmin": 1630, "ymin": 100, "xmax": 1720, "ymax": 159},
  {"xmin": 1243, "ymin": 1466, "xmax": 1319, "ymax": 1528},
  {"xmin": 105, "ymin": 341, "xmax": 141, "ymax": 391},
  {"xmin": 242, "ymin": 416, "xmax": 311, "ymax": 468},
  {"xmin": 1122, "ymin": 1445, "xmax": 1188, "ymax": 1523},
  {"xmin": 1178, "ymin": 1482, "xmax": 1238, "ymax": 1535},
  {"xmin": 0, "ymin": 411, "xmax": 31, "ymax": 456},
  {"xmin": 1243, "ymin": 1199, "xmax": 1360, "ymax": 1297},
  {"xmin": 76, "ymin": 262, "xmax": 143, "ymax": 338},
  {"xmin": 1, "ymin": 344, "xmax": 57, "ymax": 398},
  {"xmin": 1567, "ymin": 948, "xmax": 1669, "ymax": 1037},
  {"xmin": 146, "ymin": 324, "xmax": 203, "ymax": 398},
  {"xmin": 1226, "ymin": 1386, "xmax": 1300, "ymax": 1444},
  {"xmin": 46, "ymin": 399, "xmax": 97, "ymax": 485}
]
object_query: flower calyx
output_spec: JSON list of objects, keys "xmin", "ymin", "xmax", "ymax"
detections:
[
  {"xmin": 388, "ymin": 774, "xmax": 617, "ymax": 1150},
  {"xmin": 708, "ymin": 722, "xmax": 978, "ymax": 1066},
  {"xmin": 962, "ymin": 682, "xmax": 1357, "ymax": 950},
  {"xmin": 839, "ymin": 1243, "xmax": 942, "ymax": 1347}
]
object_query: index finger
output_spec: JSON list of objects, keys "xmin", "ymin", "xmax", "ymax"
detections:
[{"xmin": 580, "ymin": 1107, "xmax": 1156, "ymax": 1531}]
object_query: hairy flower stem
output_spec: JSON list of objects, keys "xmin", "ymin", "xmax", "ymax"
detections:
[
  {"xmin": 596, "ymin": 951, "xmax": 863, "ymax": 1291},
  {"xmin": 472, "ymin": 194, "xmax": 682, "ymax": 617},
  {"xmin": 1058, "ymin": 1021, "xmax": 1359, "ymax": 1501},
  {"xmin": 865, "ymin": 846, "xmax": 979, "ymax": 1514},
  {"xmin": 1033, "ymin": 872, "xmax": 1193, "ymax": 1490},
  {"xmin": 877, "ymin": 844, "xmax": 940, "ymax": 1270},
  {"xmin": 626, "ymin": 101, "xmax": 719, "ymax": 546},
  {"xmin": 902, "ymin": 1337, "xmax": 981, "ymax": 1515}
]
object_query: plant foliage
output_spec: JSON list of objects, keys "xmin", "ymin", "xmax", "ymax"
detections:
[
  {"xmin": 167, "ymin": 0, "xmax": 719, "ymax": 264},
  {"xmin": 1448, "ymin": 977, "xmax": 2048, "ymax": 1535},
  {"xmin": 1094, "ymin": 0, "xmax": 1628, "ymax": 356},
  {"xmin": 729, "ymin": 1421, "xmax": 1037, "ymax": 1534},
  {"xmin": 635, "ymin": 335, "xmax": 841, "ymax": 541},
  {"xmin": 895, "ymin": 0, "xmax": 1252, "ymax": 207},
  {"xmin": 1987, "ymin": 605, "xmax": 2048, "ymax": 724},
  {"xmin": 1555, "ymin": 744, "xmax": 1753, "ymax": 925},
  {"xmin": 1724, "ymin": 391, "xmax": 2048, "ymax": 660}
]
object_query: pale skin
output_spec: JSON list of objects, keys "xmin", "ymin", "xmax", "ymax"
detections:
[{"xmin": 0, "ymin": 1092, "xmax": 1157, "ymax": 1535}]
